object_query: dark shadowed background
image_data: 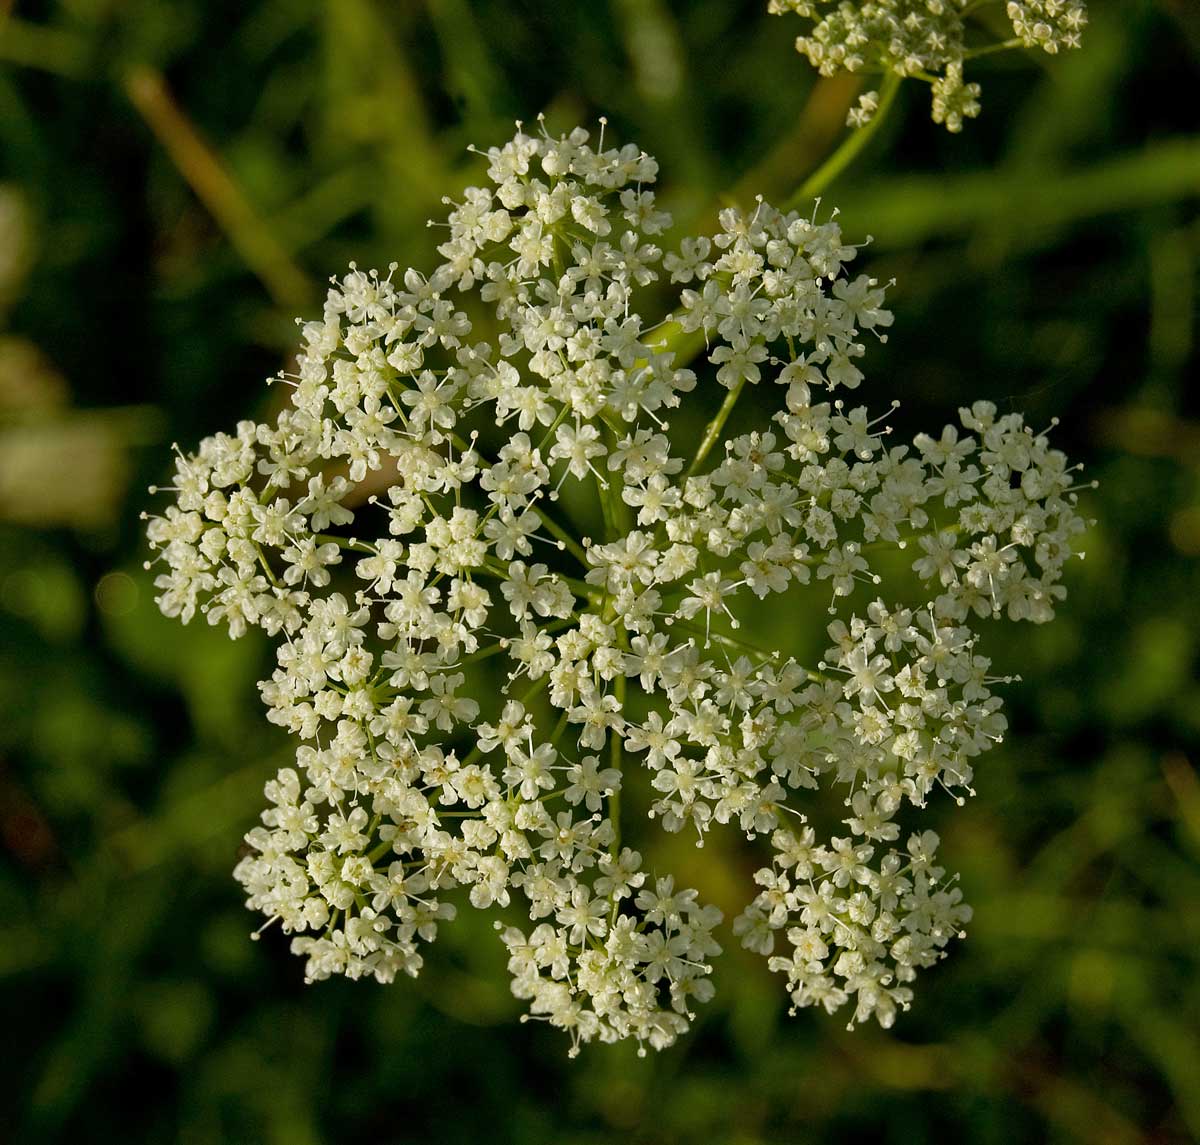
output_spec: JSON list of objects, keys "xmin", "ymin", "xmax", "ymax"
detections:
[{"xmin": 2, "ymin": 1, "xmax": 1199, "ymax": 1142}]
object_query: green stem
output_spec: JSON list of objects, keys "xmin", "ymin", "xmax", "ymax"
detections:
[
  {"xmin": 669, "ymin": 617, "xmax": 823, "ymax": 677},
  {"xmin": 531, "ymin": 500, "xmax": 590, "ymax": 566},
  {"xmin": 609, "ymin": 670, "xmax": 626, "ymax": 855},
  {"xmin": 963, "ymin": 37, "xmax": 1022, "ymax": 61},
  {"xmin": 312, "ymin": 533, "xmax": 377, "ymax": 555},
  {"xmin": 549, "ymin": 707, "xmax": 571, "ymax": 747},
  {"xmin": 253, "ymin": 544, "xmax": 282, "ymax": 589},
  {"xmin": 535, "ymin": 400, "xmax": 573, "ymax": 454},
  {"xmin": 687, "ymin": 376, "xmax": 746, "ymax": 478},
  {"xmin": 784, "ymin": 70, "xmax": 903, "ymax": 210},
  {"xmin": 596, "ymin": 465, "xmax": 617, "ymax": 541},
  {"xmin": 644, "ymin": 321, "xmax": 709, "ymax": 371},
  {"xmin": 602, "ymin": 420, "xmax": 633, "ymax": 537}
]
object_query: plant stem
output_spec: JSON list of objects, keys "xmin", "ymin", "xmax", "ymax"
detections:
[
  {"xmin": 596, "ymin": 461, "xmax": 617, "ymax": 541},
  {"xmin": 687, "ymin": 376, "xmax": 746, "ymax": 478},
  {"xmin": 533, "ymin": 500, "xmax": 590, "ymax": 566},
  {"xmin": 783, "ymin": 70, "xmax": 903, "ymax": 210},
  {"xmin": 312, "ymin": 533, "xmax": 377, "ymax": 554},
  {"xmin": 124, "ymin": 66, "xmax": 313, "ymax": 309},
  {"xmin": 963, "ymin": 37, "xmax": 1022, "ymax": 61},
  {"xmin": 254, "ymin": 544, "xmax": 281, "ymax": 589},
  {"xmin": 609, "ymin": 670, "xmax": 625, "ymax": 855},
  {"xmin": 669, "ymin": 617, "xmax": 823, "ymax": 677},
  {"xmin": 602, "ymin": 420, "xmax": 633, "ymax": 537}
]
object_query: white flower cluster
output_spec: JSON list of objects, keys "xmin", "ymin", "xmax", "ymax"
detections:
[
  {"xmin": 145, "ymin": 122, "xmax": 1088, "ymax": 1052},
  {"xmin": 768, "ymin": 0, "xmax": 1088, "ymax": 131}
]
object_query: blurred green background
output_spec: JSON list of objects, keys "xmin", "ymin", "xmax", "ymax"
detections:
[{"xmin": 2, "ymin": 1, "xmax": 1199, "ymax": 1142}]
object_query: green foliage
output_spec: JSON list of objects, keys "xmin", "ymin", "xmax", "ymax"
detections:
[{"xmin": 1, "ymin": 1, "xmax": 1198, "ymax": 1141}]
